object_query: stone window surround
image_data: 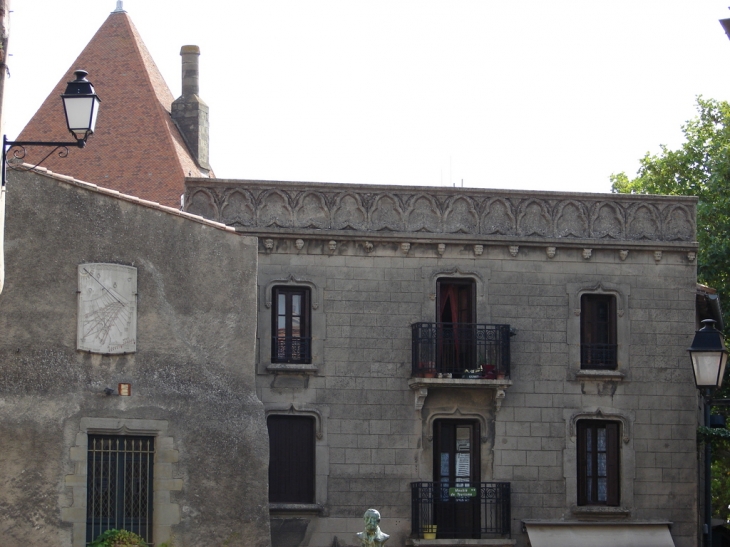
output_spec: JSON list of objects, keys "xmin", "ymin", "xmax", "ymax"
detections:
[
  {"xmin": 259, "ymin": 274, "xmax": 324, "ymax": 375},
  {"xmin": 567, "ymin": 281, "xmax": 631, "ymax": 381},
  {"xmin": 265, "ymin": 405, "xmax": 328, "ymax": 512},
  {"xmin": 62, "ymin": 418, "xmax": 182, "ymax": 547},
  {"xmin": 563, "ymin": 408, "xmax": 635, "ymax": 516}
]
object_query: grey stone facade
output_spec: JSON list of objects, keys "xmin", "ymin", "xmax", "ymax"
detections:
[
  {"xmin": 186, "ymin": 179, "xmax": 701, "ymax": 547},
  {"xmin": 0, "ymin": 168, "xmax": 269, "ymax": 547}
]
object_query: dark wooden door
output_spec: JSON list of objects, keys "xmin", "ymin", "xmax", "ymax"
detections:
[{"xmin": 433, "ymin": 420, "xmax": 480, "ymax": 538}]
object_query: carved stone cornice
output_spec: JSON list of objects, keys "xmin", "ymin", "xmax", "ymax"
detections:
[{"xmin": 184, "ymin": 179, "xmax": 697, "ymax": 246}]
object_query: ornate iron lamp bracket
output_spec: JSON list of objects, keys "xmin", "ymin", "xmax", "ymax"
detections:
[{"xmin": 2, "ymin": 135, "xmax": 84, "ymax": 186}]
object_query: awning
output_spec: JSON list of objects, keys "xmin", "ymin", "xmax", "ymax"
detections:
[{"xmin": 524, "ymin": 522, "xmax": 675, "ymax": 547}]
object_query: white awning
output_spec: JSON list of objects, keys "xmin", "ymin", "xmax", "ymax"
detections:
[{"xmin": 524, "ymin": 522, "xmax": 675, "ymax": 547}]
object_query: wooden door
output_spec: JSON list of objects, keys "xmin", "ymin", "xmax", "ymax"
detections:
[{"xmin": 433, "ymin": 420, "xmax": 480, "ymax": 538}]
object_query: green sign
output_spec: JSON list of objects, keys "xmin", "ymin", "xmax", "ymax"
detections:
[{"xmin": 448, "ymin": 487, "xmax": 477, "ymax": 497}]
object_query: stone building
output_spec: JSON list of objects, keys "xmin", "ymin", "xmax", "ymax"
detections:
[
  {"xmin": 8, "ymin": 4, "xmax": 710, "ymax": 547},
  {"xmin": 0, "ymin": 167, "xmax": 269, "ymax": 547},
  {"xmin": 185, "ymin": 178, "xmax": 701, "ymax": 547}
]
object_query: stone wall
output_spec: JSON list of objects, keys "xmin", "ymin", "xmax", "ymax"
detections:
[
  {"xmin": 183, "ymin": 179, "xmax": 700, "ymax": 547},
  {"xmin": 0, "ymin": 169, "xmax": 270, "ymax": 547},
  {"xmin": 251, "ymin": 231, "xmax": 699, "ymax": 547}
]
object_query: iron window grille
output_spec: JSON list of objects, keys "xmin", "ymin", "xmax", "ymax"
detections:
[
  {"xmin": 86, "ymin": 435, "xmax": 154, "ymax": 545},
  {"xmin": 580, "ymin": 294, "xmax": 617, "ymax": 370},
  {"xmin": 577, "ymin": 420, "xmax": 620, "ymax": 506}
]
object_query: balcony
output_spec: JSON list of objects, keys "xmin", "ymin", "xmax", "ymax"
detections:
[
  {"xmin": 410, "ymin": 481, "xmax": 511, "ymax": 540},
  {"xmin": 411, "ymin": 323, "xmax": 512, "ymax": 379}
]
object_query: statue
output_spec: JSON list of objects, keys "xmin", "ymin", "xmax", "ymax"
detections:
[{"xmin": 356, "ymin": 508, "xmax": 390, "ymax": 547}]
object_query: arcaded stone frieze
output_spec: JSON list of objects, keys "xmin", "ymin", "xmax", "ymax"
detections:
[{"xmin": 183, "ymin": 180, "xmax": 697, "ymax": 243}]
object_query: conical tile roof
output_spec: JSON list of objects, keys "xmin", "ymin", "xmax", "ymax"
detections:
[{"xmin": 16, "ymin": 9, "xmax": 211, "ymax": 208}]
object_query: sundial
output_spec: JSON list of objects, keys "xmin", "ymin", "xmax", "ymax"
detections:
[{"xmin": 77, "ymin": 263, "xmax": 137, "ymax": 354}]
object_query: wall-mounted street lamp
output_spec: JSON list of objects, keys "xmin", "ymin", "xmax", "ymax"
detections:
[
  {"xmin": 688, "ymin": 319, "xmax": 729, "ymax": 547},
  {"xmin": 1, "ymin": 69, "xmax": 100, "ymax": 186}
]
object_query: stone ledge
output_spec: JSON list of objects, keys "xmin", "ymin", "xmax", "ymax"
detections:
[
  {"xmin": 269, "ymin": 503, "xmax": 324, "ymax": 514},
  {"xmin": 266, "ymin": 364, "xmax": 319, "ymax": 374},
  {"xmin": 574, "ymin": 370, "xmax": 626, "ymax": 382},
  {"xmin": 569, "ymin": 505, "xmax": 632, "ymax": 519},
  {"xmin": 406, "ymin": 539, "xmax": 516, "ymax": 547}
]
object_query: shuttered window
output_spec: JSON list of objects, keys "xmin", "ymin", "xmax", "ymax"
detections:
[
  {"xmin": 267, "ymin": 415, "xmax": 315, "ymax": 503},
  {"xmin": 580, "ymin": 294, "xmax": 617, "ymax": 369},
  {"xmin": 577, "ymin": 421, "xmax": 620, "ymax": 506}
]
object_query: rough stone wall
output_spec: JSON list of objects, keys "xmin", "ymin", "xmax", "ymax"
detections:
[
  {"xmin": 255, "ymin": 232, "xmax": 699, "ymax": 547},
  {"xmin": 0, "ymin": 169, "xmax": 269, "ymax": 547}
]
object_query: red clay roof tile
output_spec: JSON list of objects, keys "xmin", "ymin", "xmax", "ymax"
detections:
[{"xmin": 16, "ymin": 11, "xmax": 210, "ymax": 208}]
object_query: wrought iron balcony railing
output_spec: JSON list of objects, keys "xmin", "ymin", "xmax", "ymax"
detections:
[
  {"xmin": 411, "ymin": 323, "xmax": 511, "ymax": 379},
  {"xmin": 580, "ymin": 343, "xmax": 617, "ymax": 370},
  {"xmin": 271, "ymin": 336, "xmax": 312, "ymax": 364},
  {"xmin": 411, "ymin": 481, "xmax": 511, "ymax": 539}
]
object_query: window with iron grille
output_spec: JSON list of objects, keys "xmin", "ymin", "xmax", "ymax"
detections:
[
  {"xmin": 267, "ymin": 415, "xmax": 315, "ymax": 503},
  {"xmin": 271, "ymin": 286, "xmax": 311, "ymax": 363},
  {"xmin": 580, "ymin": 294, "xmax": 617, "ymax": 369},
  {"xmin": 577, "ymin": 421, "xmax": 620, "ymax": 506},
  {"xmin": 86, "ymin": 435, "xmax": 154, "ymax": 544}
]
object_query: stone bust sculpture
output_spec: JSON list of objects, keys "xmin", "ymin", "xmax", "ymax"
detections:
[{"xmin": 356, "ymin": 508, "xmax": 390, "ymax": 547}]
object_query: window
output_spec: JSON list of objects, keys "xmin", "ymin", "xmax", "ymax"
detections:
[
  {"xmin": 271, "ymin": 286, "xmax": 311, "ymax": 363},
  {"xmin": 580, "ymin": 294, "xmax": 617, "ymax": 369},
  {"xmin": 86, "ymin": 435, "xmax": 154, "ymax": 544},
  {"xmin": 577, "ymin": 421, "xmax": 619, "ymax": 506},
  {"xmin": 267, "ymin": 415, "xmax": 315, "ymax": 503}
]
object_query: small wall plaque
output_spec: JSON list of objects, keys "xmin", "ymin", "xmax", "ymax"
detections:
[
  {"xmin": 77, "ymin": 263, "xmax": 137, "ymax": 354},
  {"xmin": 118, "ymin": 383, "xmax": 131, "ymax": 396}
]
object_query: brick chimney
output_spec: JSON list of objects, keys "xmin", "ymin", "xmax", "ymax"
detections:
[{"xmin": 171, "ymin": 45, "xmax": 210, "ymax": 171}]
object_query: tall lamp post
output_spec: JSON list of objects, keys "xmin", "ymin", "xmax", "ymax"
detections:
[
  {"xmin": 688, "ymin": 319, "xmax": 729, "ymax": 547},
  {"xmin": 1, "ymin": 69, "xmax": 100, "ymax": 186}
]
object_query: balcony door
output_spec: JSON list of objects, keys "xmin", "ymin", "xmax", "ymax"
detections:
[
  {"xmin": 436, "ymin": 279, "xmax": 475, "ymax": 374},
  {"xmin": 433, "ymin": 420, "xmax": 481, "ymax": 538}
]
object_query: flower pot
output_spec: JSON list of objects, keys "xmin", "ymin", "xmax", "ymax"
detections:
[{"xmin": 422, "ymin": 525, "xmax": 437, "ymax": 539}]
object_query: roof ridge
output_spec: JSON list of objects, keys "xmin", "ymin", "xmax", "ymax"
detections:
[
  {"xmin": 119, "ymin": 13, "xmax": 187, "ymax": 181},
  {"xmin": 15, "ymin": 164, "xmax": 235, "ymax": 233}
]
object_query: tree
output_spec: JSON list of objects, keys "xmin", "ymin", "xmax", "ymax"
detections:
[
  {"xmin": 613, "ymin": 97, "xmax": 730, "ymax": 521},
  {"xmin": 612, "ymin": 97, "xmax": 730, "ymax": 330}
]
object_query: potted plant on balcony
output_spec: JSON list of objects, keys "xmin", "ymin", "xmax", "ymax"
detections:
[
  {"xmin": 463, "ymin": 366, "xmax": 482, "ymax": 379},
  {"xmin": 422, "ymin": 524, "xmax": 437, "ymax": 540},
  {"xmin": 418, "ymin": 361, "xmax": 437, "ymax": 378}
]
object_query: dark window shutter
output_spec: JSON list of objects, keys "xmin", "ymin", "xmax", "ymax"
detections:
[
  {"xmin": 577, "ymin": 423, "xmax": 588, "ymax": 506},
  {"xmin": 268, "ymin": 416, "xmax": 315, "ymax": 503},
  {"xmin": 606, "ymin": 422, "xmax": 620, "ymax": 506}
]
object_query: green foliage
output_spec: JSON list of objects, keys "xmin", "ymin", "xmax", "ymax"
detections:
[
  {"xmin": 611, "ymin": 97, "xmax": 730, "ymax": 331},
  {"xmin": 89, "ymin": 529, "xmax": 148, "ymax": 547},
  {"xmin": 614, "ymin": 98, "xmax": 730, "ymax": 519},
  {"xmin": 700, "ymin": 427, "xmax": 730, "ymax": 522}
]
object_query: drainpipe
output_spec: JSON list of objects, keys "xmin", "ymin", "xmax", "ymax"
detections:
[{"xmin": 0, "ymin": 0, "xmax": 10, "ymax": 295}]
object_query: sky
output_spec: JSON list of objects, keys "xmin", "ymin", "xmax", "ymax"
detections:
[{"xmin": 5, "ymin": 1, "xmax": 730, "ymax": 194}]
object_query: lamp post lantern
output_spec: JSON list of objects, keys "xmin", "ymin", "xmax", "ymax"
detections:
[
  {"xmin": 61, "ymin": 70, "xmax": 101, "ymax": 145},
  {"xmin": 688, "ymin": 318, "xmax": 729, "ymax": 547},
  {"xmin": 2, "ymin": 69, "xmax": 101, "ymax": 186},
  {"xmin": 689, "ymin": 319, "xmax": 728, "ymax": 389}
]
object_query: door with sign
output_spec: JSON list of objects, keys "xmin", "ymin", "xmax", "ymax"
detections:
[{"xmin": 433, "ymin": 420, "xmax": 480, "ymax": 538}]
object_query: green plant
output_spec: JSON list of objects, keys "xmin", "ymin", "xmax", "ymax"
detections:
[{"xmin": 89, "ymin": 529, "xmax": 149, "ymax": 547}]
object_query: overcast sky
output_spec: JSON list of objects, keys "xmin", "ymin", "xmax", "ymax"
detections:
[{"xmin": 5, "ymin": 1, "xmax": 730, "ymax": 194}]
